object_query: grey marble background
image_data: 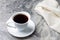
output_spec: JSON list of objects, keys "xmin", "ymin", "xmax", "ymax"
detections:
[{"xmin": 0, "ymin": 0, "xmax": 60, "ymax": 40}]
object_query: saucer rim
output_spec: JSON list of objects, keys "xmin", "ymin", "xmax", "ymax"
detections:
[{"xmin": 7, "ymin": 20, "xmax": 35, "ymax": 37}]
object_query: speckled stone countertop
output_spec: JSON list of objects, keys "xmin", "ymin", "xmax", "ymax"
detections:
[{"xmin": 0, "ymin": 0, "xmax": 60, "ymax": 40}]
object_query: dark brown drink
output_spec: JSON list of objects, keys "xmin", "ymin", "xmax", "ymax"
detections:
[{"xmin": 13, "ymin": 14, "xmax": 28, "ymax": 24}]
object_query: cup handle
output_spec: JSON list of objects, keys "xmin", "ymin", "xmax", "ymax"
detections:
[{"xmin": 6, "ymin": 21, "xmax": 16, "ymax": 28}]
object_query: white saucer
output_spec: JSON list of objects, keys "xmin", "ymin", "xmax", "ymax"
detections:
[{"xmin": 6, "ymin": 19, "xmax": 35, "ymax": 37}]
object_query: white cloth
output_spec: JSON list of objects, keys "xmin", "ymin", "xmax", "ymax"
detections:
[{"xmin": 34, "ymin": 0, "xmax": 60, "ymax": 33}]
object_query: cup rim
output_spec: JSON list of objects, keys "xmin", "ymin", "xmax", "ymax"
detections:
[{"xmin": 12, "ymin": 11, "xmax": 30, "ymax": 25}]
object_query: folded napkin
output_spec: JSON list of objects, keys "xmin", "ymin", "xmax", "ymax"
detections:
[{"xmin": 34, "ymin": 0, "xmax": 60, "ymax": 33}]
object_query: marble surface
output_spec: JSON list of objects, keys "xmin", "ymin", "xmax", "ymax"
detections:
[{"xmin": 0, "ymin": 0, "xmax": 60, "ymax": 40}]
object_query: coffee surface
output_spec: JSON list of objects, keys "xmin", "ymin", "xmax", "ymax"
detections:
[{"xmin": 13, "ymin": 14, "xmax": 28, "ymax": 23}]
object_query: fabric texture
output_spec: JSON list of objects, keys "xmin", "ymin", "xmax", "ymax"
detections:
[{"xmin": 34, "ymin": 0, "xmax": 60, "ymax": 33}]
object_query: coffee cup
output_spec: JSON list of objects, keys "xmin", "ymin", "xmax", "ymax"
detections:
[{"xmin": 8, "ymin": 11, "xmax": 31, "ymax": 31}]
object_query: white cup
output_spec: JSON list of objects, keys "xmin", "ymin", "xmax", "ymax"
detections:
[{"xmin": 10, "ymin": 11, "xmax": 31, "ymax": 31}]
